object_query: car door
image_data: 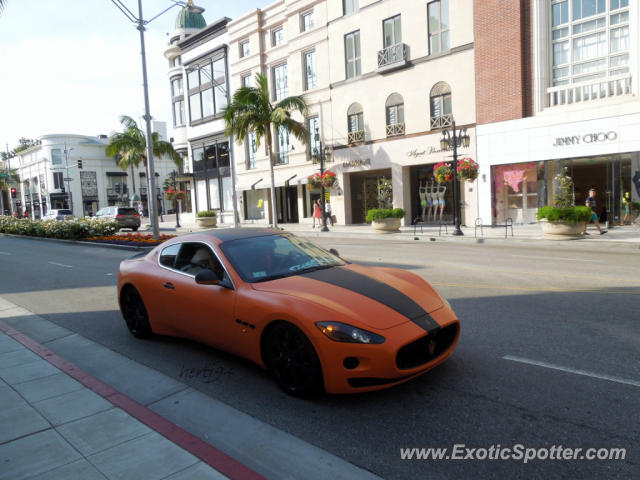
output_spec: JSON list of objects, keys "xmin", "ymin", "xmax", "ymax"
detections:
[{"xmin": 159, "ymin": 242, "xmax": 237, "ymax": 349}]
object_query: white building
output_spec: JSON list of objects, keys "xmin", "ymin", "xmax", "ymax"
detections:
[
  {"xmin": 475, "ymin": 0, "xmax": 639, "ymax": 227},
  {"xmin": 9, "ymin": 133, "xmax": 179, "ymax": 219}
]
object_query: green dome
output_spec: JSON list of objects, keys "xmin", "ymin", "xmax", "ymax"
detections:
[{"xmin": 175, "ymin": 1, "xmax": 206, "ymax": 29}]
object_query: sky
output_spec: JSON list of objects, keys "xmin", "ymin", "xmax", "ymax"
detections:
[{"xmin": 0, "ymin": 0, "xmax": 268, "ymax": 153}]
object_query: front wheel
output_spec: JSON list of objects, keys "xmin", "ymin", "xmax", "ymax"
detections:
[
  {"xmin": 264, "ymin": 323, "xmax": 324, "ymax": 396},
  {"xmin": 120, "ymin": 287, "xmax": 152, "ymax": 339}
]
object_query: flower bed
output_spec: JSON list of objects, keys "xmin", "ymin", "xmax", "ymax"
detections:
[{"xmin": 84, "ymin": 233, "xmax": 176, "ymax": 247}]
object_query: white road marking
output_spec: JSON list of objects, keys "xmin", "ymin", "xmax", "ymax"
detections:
[
  {"xmin": 503, "ymin": 355, "xmax": 640, "ymax": 388},
  {"xmin": 105, "ymin": 273, "xmax": 113, "ymax": 276},
  {"xmin": 510, "ymin": 254, "xmax": 596, "ymax": 262},
  {"xmin": 0, "ymin": 251, "xmax": 10, "ymax": 255},
  {"xmin": 48, "ymin": 261, "xmax": 73, "ymax": 268}
]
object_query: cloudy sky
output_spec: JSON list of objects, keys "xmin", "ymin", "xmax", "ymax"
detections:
[{"xmin": 0, "ymin": 0, "xmax": 268, "ymax": 152}]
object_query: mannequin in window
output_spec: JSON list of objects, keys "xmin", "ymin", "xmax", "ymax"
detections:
[
  {"xmin": 428, "ymin": 181, "xmax": 438, "ymax": 222},
  {"xmin": 436, "ymin": 184, "xmax": 447, "ymax": 222},
  {"xmin": 418, "ymin": 181, "xmax": 428, "ymax": 221}
]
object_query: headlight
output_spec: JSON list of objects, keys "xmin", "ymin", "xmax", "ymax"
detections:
[{"xmin": 315, "ymin": 321, "xmax": 385, "ymax": 344}]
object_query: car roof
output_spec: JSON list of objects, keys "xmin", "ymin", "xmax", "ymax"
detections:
[{"xmin": 182, "ymin": 228, "xmax": 284, "ymax": 243}]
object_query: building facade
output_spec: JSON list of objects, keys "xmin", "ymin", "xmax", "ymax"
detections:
[
  {"xmin": 228, "ymin": 0, "xmax": 332, "ymax": 225},
  {"xmin": 476, "ymin": 0, "xmax": 639, "ymax": 227},
  {"xmin": 164, "ymin": 5, "xmax": 236, "ymax": 224},
  {"xmin": 9, "ymin": 133, "xmax": 178, "ymax": 219}
]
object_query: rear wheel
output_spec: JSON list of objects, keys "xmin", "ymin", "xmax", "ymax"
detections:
[
  {"xmin": 120, "ymin": 287, "xmax": 152, "ymax": 338},
  {"xmin": 132, "ymin": 226, "xmax": 139, "ymax": 232},
  {"xmin": 264, "ymin": 323, "xmax": 323, "ymax": 396}
]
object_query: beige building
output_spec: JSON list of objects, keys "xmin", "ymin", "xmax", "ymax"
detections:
[
  {"xmin": 326, "ymin": 0, "xmax": 477, "ymax": 225},
  {"xmin": 228, "ymin": 0, "xmax": 331, "ymax": 225}
]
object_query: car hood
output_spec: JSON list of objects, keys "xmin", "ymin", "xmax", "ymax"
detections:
[{"xmin": 251, "ymin": 264, "xmax": 443, "ymax": 330}]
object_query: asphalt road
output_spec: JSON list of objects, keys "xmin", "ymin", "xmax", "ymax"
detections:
[{"xmin": 1, "ymin": 234, "xmax": 639, "ymax": 479}]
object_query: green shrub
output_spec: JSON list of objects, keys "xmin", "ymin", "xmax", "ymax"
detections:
[
  {"xmin": 0, "ymin": 216, "xmax": 119, "ymax": 239},
  {"xmin": 197, "ymin": 210, "xmax": 217, "ymax": 218},
  {"xmin": 536, "ymin": 206, "xmax": 591, "ymax": 224},
  {"xmin": 366, "ymin": 208, "xmax": 405, "ymax": 222}
]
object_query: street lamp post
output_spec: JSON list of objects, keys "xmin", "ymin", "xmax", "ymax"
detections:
[
  {"xmin": 63, "ymin": 144, "xmax": 74, "ymax": 215},
  {"xmin": 312, "ymin": 128, "xmax": 331, "ymax": 232},
  {"xmin": 440, "ymin": 120, "xmax": 470, "ymax": 236}
]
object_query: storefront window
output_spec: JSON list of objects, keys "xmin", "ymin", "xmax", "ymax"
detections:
[{"xmin": 491, "ymin": 162, "xmax": 541, "ymax": 224}]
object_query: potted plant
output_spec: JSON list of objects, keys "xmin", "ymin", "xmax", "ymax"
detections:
[
  {"xmin": 307, "ymin": 173, "xmax": 322, "ymax": 189},
  {"xmin": 433, "ymin": 162, "xmax": 453, "ymax": 183},
  {"xmin": 366, "ymin": 208, "xmax": 405, "ymax": 233},
  {"xmin": 321, "ymin": 171, "xmax": 337, "ymax": 188},
  {"xmin": 457, "ymin": 158, "xmax": 479, "ymax": 182},
  {"xmin": 196, "ymin": 210, "xmax": 217, "ymax": 228},
  {"xmin": 537, "ymin": 171, "xmax": 591, "ymax": 239}
]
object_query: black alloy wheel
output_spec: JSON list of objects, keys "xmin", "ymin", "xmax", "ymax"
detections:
[
  {"xmin": 120, "ymin": 287, "xmax": 152, "ymax": 339},
  {"xmin": 265, "ymin": 323, "xmax": 324, "ymax": 396}
]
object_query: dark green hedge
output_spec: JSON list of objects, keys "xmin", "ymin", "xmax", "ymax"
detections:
[{"xmin": 536, "ymin": 206, "xmax": 591, "ymax": 223}]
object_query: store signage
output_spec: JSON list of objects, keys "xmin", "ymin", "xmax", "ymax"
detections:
[
  {"xmin": 342, "ymin": 158, "xmax": 371, "ymax": 168},
  {"xmin": 553, "ymin": 131, "xmax": 617, "ymax": 147}
]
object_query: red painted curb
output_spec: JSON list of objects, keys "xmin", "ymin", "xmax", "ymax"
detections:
[{"xmin": 0, "ymin": 318, "xmax": 266, "ymax": 480}]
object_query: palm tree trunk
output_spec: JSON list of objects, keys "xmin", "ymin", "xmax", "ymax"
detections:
[{"xmin": 267, "ymin": 141, "xmax": 278, "ymax": 228}]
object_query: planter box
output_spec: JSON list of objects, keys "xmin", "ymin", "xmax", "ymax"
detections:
[
  {"xmin": 371, "ymin": 217, "xmax": 401, "ymax": 233},
  {"xmin": 539, "ymin": 219, "xmax": 585, "ymax": 240},
  {"xmin": 196, "ymin": 216, "xmax": 217, "ymax": 228}
]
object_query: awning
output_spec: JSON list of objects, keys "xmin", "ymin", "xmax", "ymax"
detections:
[{"xmin": 106, "ymin": 172, "xmax": 127, "ymax": 177}]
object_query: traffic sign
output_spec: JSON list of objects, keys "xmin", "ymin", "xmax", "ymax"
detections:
[
  {"xmin": 63, "ymin": 177, "xmax": 73, "ymax": 182},
  {"xmin": 0, "ymin": 173, "xmax": 8, "ymax": 178}
]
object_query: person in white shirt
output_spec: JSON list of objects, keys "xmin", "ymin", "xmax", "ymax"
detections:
[{"xmin": 324, "ymin": 199, "xmax": 333, "ymax": 226}]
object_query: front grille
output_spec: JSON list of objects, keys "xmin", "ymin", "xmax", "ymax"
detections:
[{"xmin": 396, "ymin": 323, "xmax": 459, "ymax": 370}]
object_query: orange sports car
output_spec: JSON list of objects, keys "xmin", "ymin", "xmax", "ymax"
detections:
[{"xmin": 118, "ymin": 229, "xmax": 460, "ymax": 395}]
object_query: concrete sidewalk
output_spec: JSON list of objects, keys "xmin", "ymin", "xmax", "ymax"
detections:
[
  {"xmin": 0, "ymin": 324, "xmax": 233, "ymax": 480},
  {"xmin": 145, "ymin": 215, "xmax": 640, "ymax": 247}
]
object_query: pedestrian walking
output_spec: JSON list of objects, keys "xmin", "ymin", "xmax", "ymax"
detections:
[
  {"xmin": 583, "ymin": 188, "xmax": 607, "ymax": 235},
  {"xmin": 312, "ymin": 198, "xmax": 322, "ymax": 228},
  {"xmin": 324, "ymin": 199, "xmax": 333, "ymax": 226}
]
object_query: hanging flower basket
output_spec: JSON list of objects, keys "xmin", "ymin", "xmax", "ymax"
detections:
[
  {"xmin": 321, "ymin": 171, "xmax": 337, "ymax": 188},
  {"xmin": 457, "ymin": 157, "xmax": 479, "ymax": 182},
  {"xmin": 164, "ymin": 188, "xmax": 185, "ymax": 201},
  {"xmin": 307, "ymin": 173, "xmax": 322, "ymax": 189},
  {"xmin": 433, "ymin": 162, "xmax": 453, "ymax": 183}
]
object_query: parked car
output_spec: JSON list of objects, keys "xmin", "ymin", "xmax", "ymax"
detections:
[
  {"xmin": 95, "ymin": 206, "xmax": 141, "ymax": 231},
  {"xmin": 42, "ymin": 209, "xmax": 73, "ymax": 221}
]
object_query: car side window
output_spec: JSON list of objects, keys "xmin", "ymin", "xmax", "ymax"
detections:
[
  {"xmin": 175, "ymin": 243, "xmax": 227, "ymax": 280},
  {"xmin": 159, "ymin": 243, "xmax": 181, "ymax": 268}
]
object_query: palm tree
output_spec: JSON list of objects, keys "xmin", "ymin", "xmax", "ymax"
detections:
[
  {"xmin": 105, "ymin": 115, "xmax": 182, "ymax": 199},
  {"xmin": 224, "ymin": 73, "xmax": 308, "ymax": 228}
]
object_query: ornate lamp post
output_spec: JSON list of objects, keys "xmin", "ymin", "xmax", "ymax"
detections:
[
  {"xmin": 440, "ymin": 120, "xmax": 470, "ymax": 236},
  {"xmin": 311, "ymin": 128, "xmax": 332, "ymax": 232}
]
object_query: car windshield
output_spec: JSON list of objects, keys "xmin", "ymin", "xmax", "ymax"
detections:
[{"xmin": 221, "ymin": 234, "xmax": 346, "ymax": 283}]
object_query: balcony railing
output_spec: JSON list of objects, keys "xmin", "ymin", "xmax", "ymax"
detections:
[
  {"xmin": 377, "ymin": 43, "xmax": 408, "ymax": 73},
  {"xmin": 547, "ymin": 74, "xmax": 632, "ymax": 107},
  {"xmin": 386, "ymin": 122, "xmax": 405, "ymax": 137},
  {"xmin": 347, "ymin": 130, "xmax": 365, "ymax": 144},
  {"xmin": 273, "ymin": 151, "xmax": 289, "ymax": 165},
  {"xmin": 430, "ymin": 113, "xmax": 453, "ymax": 129},
  {"xmin": 140, "ymin": 187, "xmax": 161, "ymax": 197}
]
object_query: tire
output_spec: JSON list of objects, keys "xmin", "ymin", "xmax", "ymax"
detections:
[
  {"xmin": 264, "ymin": 323, "xmax": 324, "ymax": 397},
  {"xmin": 132, "ymin": 226, "xmax": 139, "ymax": 232},
  {"xmin": 120, "ymin": 286, "xmax": 152, "ymax": 339}
]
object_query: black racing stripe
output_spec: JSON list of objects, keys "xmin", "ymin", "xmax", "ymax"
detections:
[{"xmin": 300, "ymin": 267, "xmax": 440, "ymax": 334}]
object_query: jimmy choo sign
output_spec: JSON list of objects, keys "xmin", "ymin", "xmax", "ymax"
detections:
[{"xmin": 553, "ymin": 131, "xmax": 617, "ymax": 147}]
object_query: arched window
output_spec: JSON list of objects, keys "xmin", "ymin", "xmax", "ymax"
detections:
[
  {"xmin": 430, "ymin": 82, "xmax": 452, "ymax": 129},
  {"xmin": 347, "ymin": 103, "xmax": 364, "ymax": 144},
  {"xmin": 385, "ymin": 93, "xmax": 405, "ymax": 137}
]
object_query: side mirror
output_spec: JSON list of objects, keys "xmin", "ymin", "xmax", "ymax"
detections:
[
  {"xmin": 195, "ymin": 269, "xmax": 220, "ymax": 285},
  {"xmin": 329, "ymin": 248, "xmax": 340, "ymax": 257}
]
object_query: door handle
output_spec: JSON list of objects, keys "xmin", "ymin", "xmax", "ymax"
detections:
[{"xmin": 163, "ymin": 282, "xmax": 175, "ymax": 290}]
